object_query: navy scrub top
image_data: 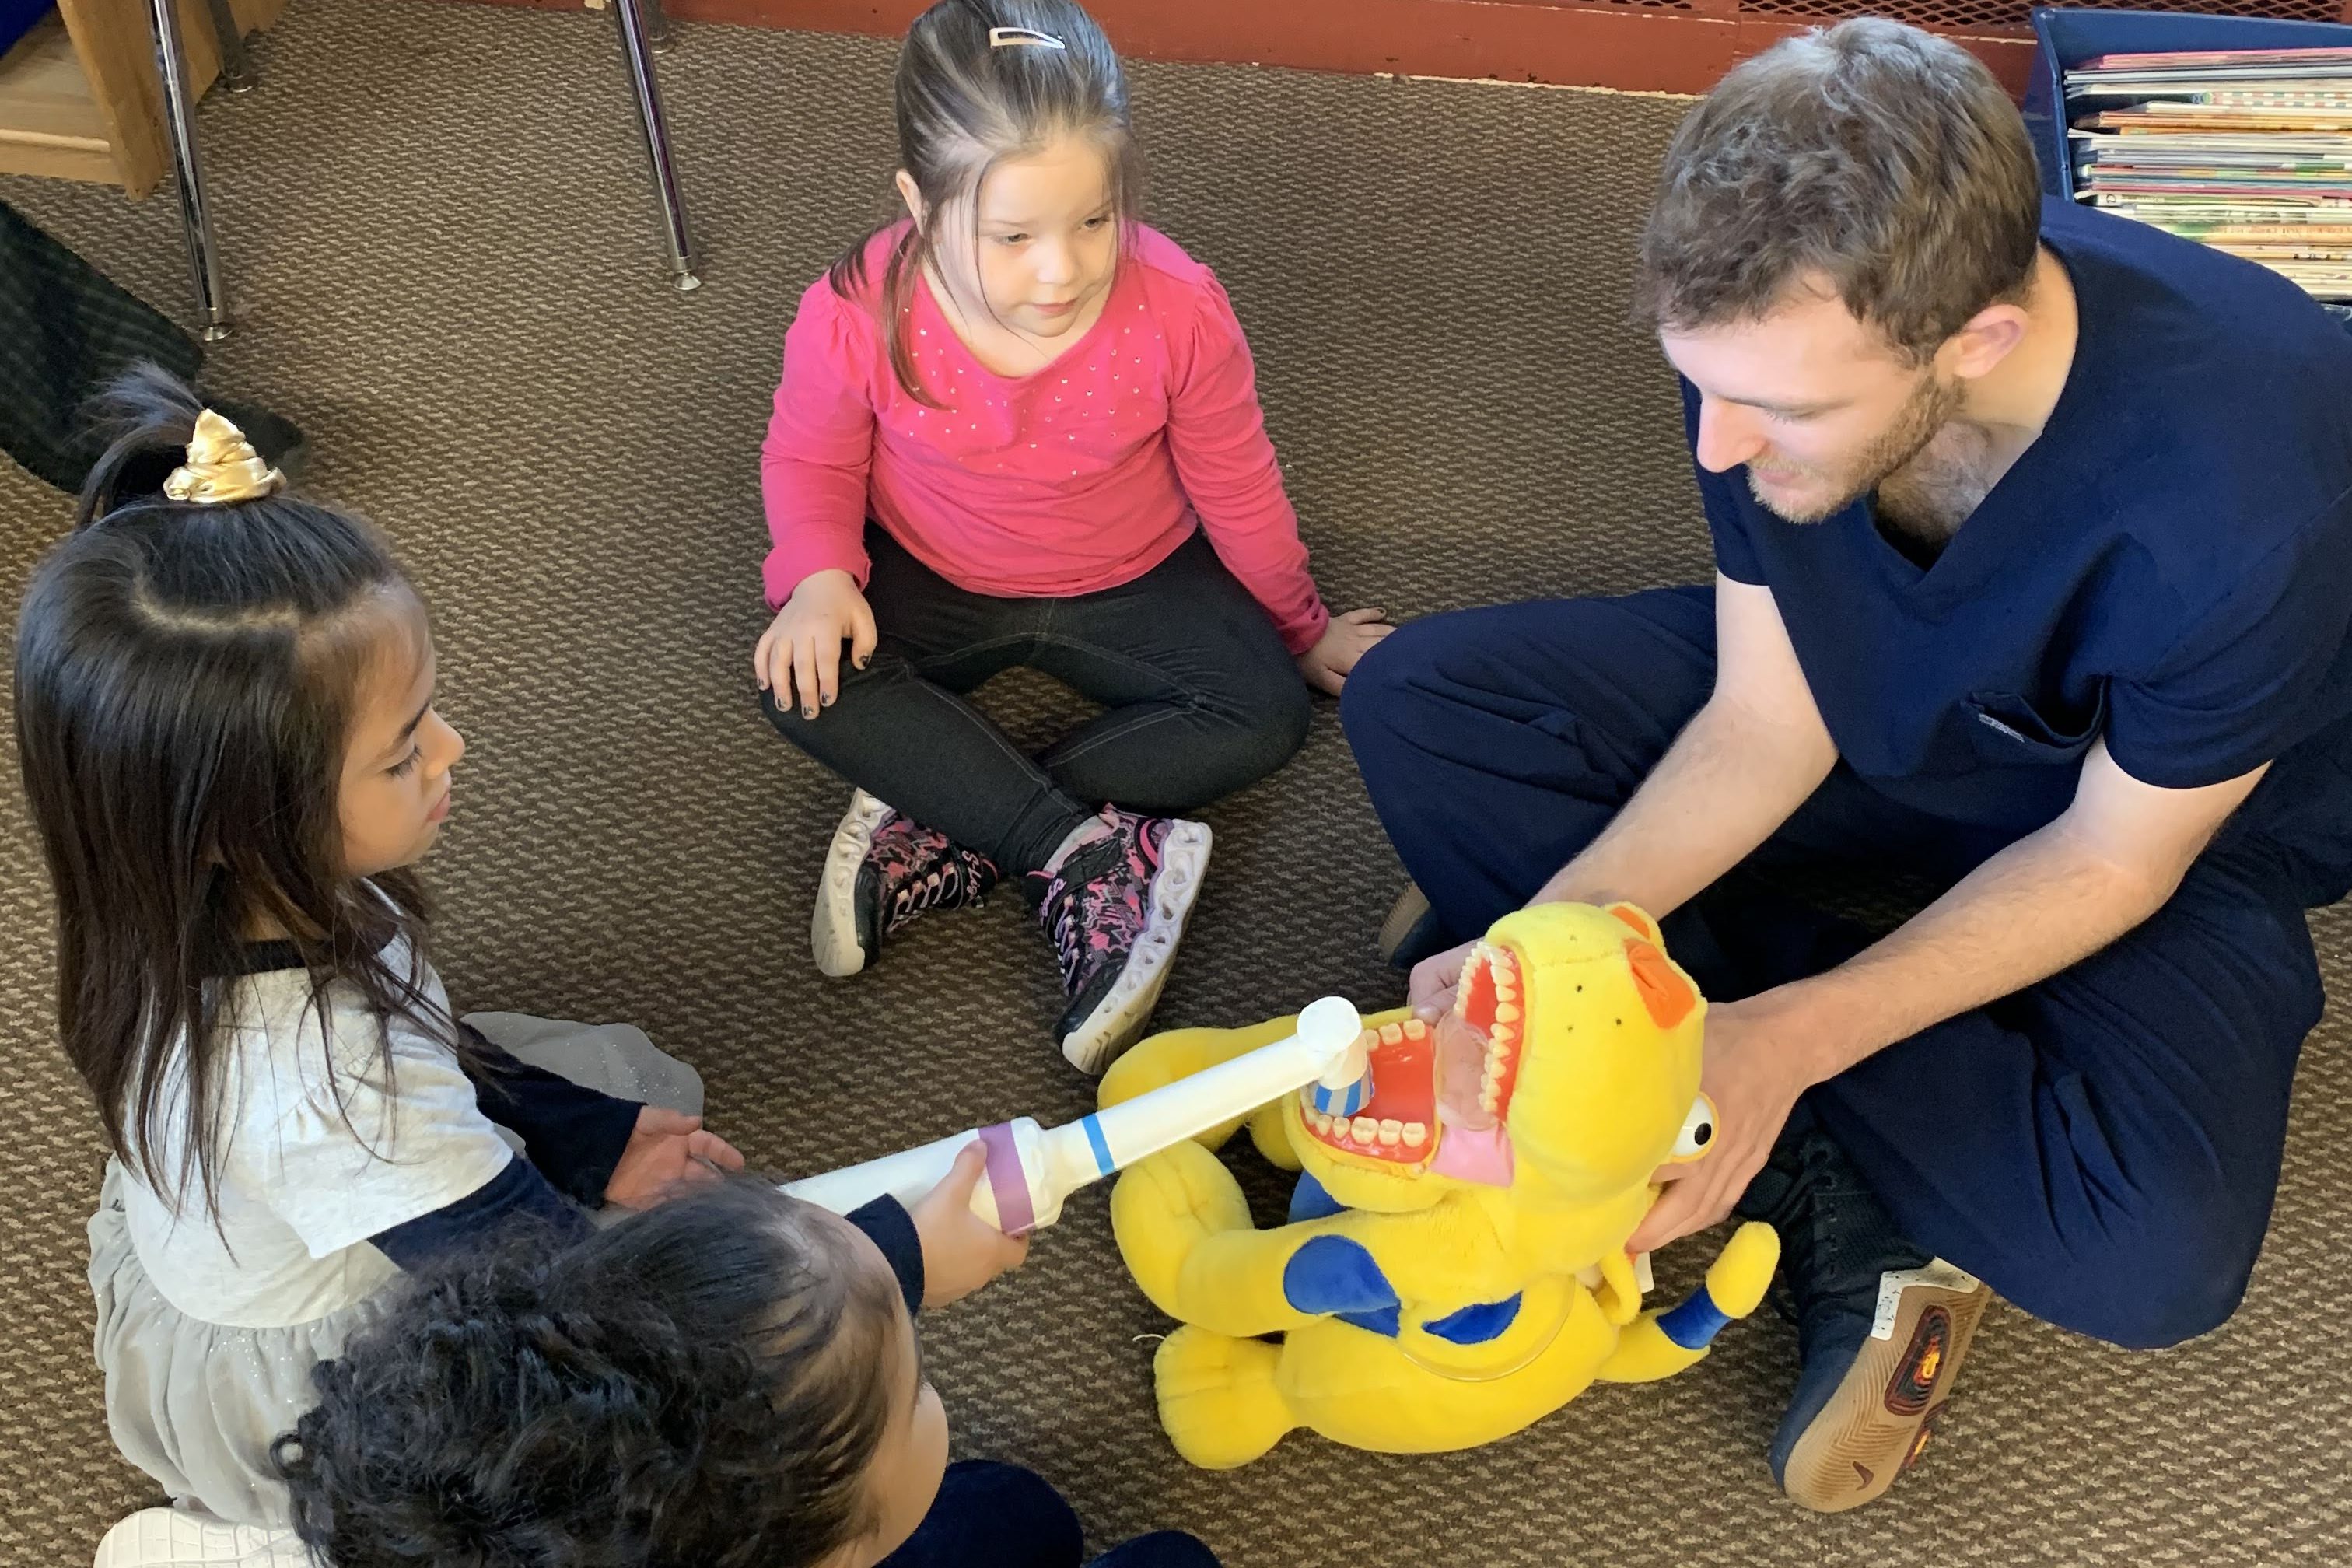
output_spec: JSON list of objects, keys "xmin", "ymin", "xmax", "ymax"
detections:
[{"xmin": 1691, "ymin": 198, "xmax": 2352, "ymax": 869}]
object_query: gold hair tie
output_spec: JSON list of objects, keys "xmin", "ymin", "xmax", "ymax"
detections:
[
  {"xmin": 163, "ymin": 408, "xmax": 285, "ymax": 506},
  {"xmin": 989, "ymin": 25, "xmax": 1065, "ymax": 49}
]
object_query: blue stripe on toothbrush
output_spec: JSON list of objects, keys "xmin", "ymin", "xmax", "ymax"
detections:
[
  {"xmin": 1311, "ymin": 1076, "xmax": 1370, "ymax": 1117},
  {"xmin": 1080, "ymin": 1114, "xmax": 1115, "ymax": 1177}
]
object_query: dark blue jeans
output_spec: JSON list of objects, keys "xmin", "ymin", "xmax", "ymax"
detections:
[
  {"xmin": 765, "ymin": 528, "xmax": 1311, "ymax": 876},
  {"xmin": 879, "ymin": 1461, "xmax": 1218, "ymax": 1568},
  {"xmin": 1342, "ymin": 586, "xmax": 2333, "ymax": 1351}
]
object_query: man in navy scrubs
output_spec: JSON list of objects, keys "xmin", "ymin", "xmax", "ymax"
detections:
[{"xmin": 1343, "ymin": 18, "xmax": 2352, "ymax": 1512}]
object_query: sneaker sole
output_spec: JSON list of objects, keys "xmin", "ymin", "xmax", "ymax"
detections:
[
  {"xmin": 94, "ymin": 1510, "xmax": 306, "ymax": 1568},
  {"xmin": 1779, "ymin": 1271, "xmax": 1989, "ymax": 1513},
  {"xmin": 811, "ymin": 789, "xmax": 892, "ymax": 979},
  {"xmin": 1058, "ymin": 820, "xmax": 1212, "ymax": 1075},
  {"xmin": 1376, "ymin": 882, "xmax": 1432, "ymax": 966}
]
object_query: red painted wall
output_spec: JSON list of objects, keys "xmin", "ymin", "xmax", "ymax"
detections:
[{"xmin": 464, "ymin": 0, "xmax": 2046, "ymax": 96}]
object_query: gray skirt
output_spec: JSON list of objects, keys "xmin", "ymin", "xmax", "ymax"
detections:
[{"xmin": 87, "ymin": 1013, "xmax": 704, "ymax": 1524}]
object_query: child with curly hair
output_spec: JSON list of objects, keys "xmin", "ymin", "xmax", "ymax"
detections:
[{"xmin": 271, "ymin": 1158, "xmax": 1217, "ymax": 1568}]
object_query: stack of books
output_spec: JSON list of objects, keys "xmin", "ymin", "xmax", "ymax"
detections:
[{"xmin": 2067, "ymin": 46, "xmax": 2352, "ymax": 300}]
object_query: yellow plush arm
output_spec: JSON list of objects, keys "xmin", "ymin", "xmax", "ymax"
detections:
[
  {"xmin": 1114, "ymin": 1141, "xmax": 1312, "ymax": 1336},
  {"xmin": 1595, "ymin": 1220, "xmax": 1780, "ymax": 1384},
  {"xmin": 1248, "ymin": 1101, "xmax": 1302, "ymax": 1170},
  {"xmin": 1113, "ymin": 1144, "xmax": 1515, "ymax": 1340},
  {"xmin": 1323, "ymin": 1198, "xmax": 1516, "ymax": 1307},
  {"xmin": 1593, "ymin": 1246, "xmax": 1645, "ymax": 1328}
]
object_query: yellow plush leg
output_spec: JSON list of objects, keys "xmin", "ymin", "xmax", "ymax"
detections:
[
  {"xmin": 1154, "ymin": 1327, "xmax": 1298, "ymax": 1469},
  {"xmin": 1595, "ymin": 1220, "xmax": 1781, "ymax": 1384},
  {"xmin": 1112, "ymin": 1140, "xmax": 1316, "ymax": 1337},
  {"xmin": 1274, "ymin": 1286, "xmax": 1617, "ymax": 1456}
]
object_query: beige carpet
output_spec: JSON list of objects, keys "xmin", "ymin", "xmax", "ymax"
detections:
[{"xmin": 2, "ymin": 3, "xmax": 2347, "ymax": 1563}]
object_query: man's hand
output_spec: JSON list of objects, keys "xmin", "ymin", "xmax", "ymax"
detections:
[
  {"xmin": 754, "ymin": 569, "xmax": 877, "ymax": 719},
  {"xmin": 604, "ymin": 1108, "xmax": 747, "ymax": 1210},
  {"xmin": 908, "ymin": 1141, "xmax": 1031, "ymax": 1308},
  {"xmin": 1408, "ymin": 938, "xmax": 1476, "ymax": 1021},
  {"xmin": 1626, "ymin": 989, "xmax": 1820, "ymax": 1255},
  {"xmin": 1296, "ymin": 608, "xmax": 1395, "ymax": 697}
]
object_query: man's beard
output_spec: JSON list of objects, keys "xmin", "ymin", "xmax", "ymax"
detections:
[{"xmin": 1748, "ymin": 370, "xmax": 1962, "ymax": 524}]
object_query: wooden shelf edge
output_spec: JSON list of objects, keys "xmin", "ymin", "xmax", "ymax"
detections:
[
  {"xmin": 0, "ymin": 12, "xmax": 123, "ymax": 183},
  {"xmin": 0, "ymin": 0, "xmax": 282, "ymax": 194}
]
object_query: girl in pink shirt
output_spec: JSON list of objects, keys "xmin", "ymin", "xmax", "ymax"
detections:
[{"xmin": 757, "ymin": 0, "xmax": 1388, "ymax": 1073}]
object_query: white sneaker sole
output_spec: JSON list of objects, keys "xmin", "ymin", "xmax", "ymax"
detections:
[
  {"xmin": 811, "ymin": 789, "xmax": 893, "ymax": 979},
  {"xmin": 94, "ymin": 1511, "xmax": 306, "ymax": 1568},
  {"xmin": 1058, "ymin": 818, "xmax": 1212, "ymax": 1075},
  {"xmin": 1780, "ymin": 1267, "xmax": 1990, "ymax": 1513}
]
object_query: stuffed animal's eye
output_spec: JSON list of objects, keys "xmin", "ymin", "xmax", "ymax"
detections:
[{"xmin": 1668, "ymin": 1094, "xmax": 1717, "ymax": 1162}]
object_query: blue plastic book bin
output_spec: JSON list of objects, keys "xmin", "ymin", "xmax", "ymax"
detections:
[
  {"xmin": 1, "ymin": 0, "xmax": 52, "ymax": 61},
  {"xmin": 2025, "ymin": 6, "xmax": 2352, "ymax": 326},
  {"xmin": 2025, "ymin": 6, "xmax": 2352, "ymax": 199}
]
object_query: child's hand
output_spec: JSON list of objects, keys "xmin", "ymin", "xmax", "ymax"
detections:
[
  {"xmin": 908, "ymin": 1141, "xmax": 1031, "ymax": 1308},
  {"xmin": 604, "ymin": 1108, "xmax": 747, "ymax": 1210},
  {"xmin": 754, "ymin": 569, "xmax": 877, "ymax": 720},
  {"xmin": 1297, "ymin": 607, "xmax": 1395, "ymax": 696}
]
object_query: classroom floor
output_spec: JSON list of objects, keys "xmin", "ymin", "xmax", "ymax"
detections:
[{"xmin": 2, "ymin": 2, "xmax": 2348, "ymax": 1563}]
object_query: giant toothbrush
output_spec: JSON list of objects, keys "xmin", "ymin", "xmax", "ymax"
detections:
[{"xmin": 782, "ymin": 996, "xmax": 1368, "ymax": 1234}]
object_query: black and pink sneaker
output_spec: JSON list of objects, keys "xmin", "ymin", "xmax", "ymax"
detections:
[
  {"xmin": 812, "ymin": 790, "xmax": 999, "ymax": 978},
  {"xmin": 1029, "ymin": 808, "xmax": 1212, "ymax": 1073}
]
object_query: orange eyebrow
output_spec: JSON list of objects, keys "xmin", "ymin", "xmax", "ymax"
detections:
[{"xmin": 1626, "ymin": 940, "xmax": 1696, "ymax": 1030}]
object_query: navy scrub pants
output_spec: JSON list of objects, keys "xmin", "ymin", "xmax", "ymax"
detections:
[
  {"xmin": 880, "ymin": 1461, "xmax": 1218, "ymax": 1568},
  {"xmin": 1341, "ymin": 586, "xmax": 2329, "ymax": 1351}
]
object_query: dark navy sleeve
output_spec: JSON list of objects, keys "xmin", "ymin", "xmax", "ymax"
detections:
[
  {"xmin": 848, "ymin": 1196, "xmax": 926, "ymax": 1314},
  {"xmin": 1680, "ymin": 379, "xmax": 1766, "ymax": 585},
  {"xmin": 369, "ymin": 1155, "xmax": 592, "ymax": 1269},
  {"xmin": 459, "ymin": 1025, "xmax": 643, "ymax": 1207},
  {"xmin": 2105, "ymin": 502, "xmax": 2352, "ymax": 790}
]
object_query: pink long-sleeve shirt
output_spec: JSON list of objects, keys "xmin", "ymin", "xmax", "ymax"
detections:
[{"xmin": 760, "ymin": 224, "xmax": 1331, "ymax": 656}]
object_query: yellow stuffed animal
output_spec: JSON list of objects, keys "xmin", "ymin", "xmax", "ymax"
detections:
[{"xmin": 1102, "ymin": 900, "xmax": 1780, "ymax": 1468}]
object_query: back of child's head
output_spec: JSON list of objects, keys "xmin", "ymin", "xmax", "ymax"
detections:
[
  {"xmin": 276, "ymin": 1181, "xmax": 906, "ymax": 1568},
  {"xmin": 12, "ymin": 364, "xmax": 442, "ymax": 1216},
  {"xmin": 834, "ymin": 0, "xmax": 1143, "ymax": 394}
]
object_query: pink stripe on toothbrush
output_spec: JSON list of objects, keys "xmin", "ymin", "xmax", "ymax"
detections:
[{"xmin": 975, "ymin": 1122, "xmax": 1036, "ymax": 1236}]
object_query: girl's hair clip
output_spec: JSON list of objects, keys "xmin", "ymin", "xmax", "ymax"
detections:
[
  {"xmin": 989, "ymin": 25, "xmax": 1066, "ymax": 49},
  {"xmin": 163, "ymin": 409, "xmax": 285, "ymax": 506}
]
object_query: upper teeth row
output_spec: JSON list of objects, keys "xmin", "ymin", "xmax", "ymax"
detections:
[{"xmin": 1475, "ymin": 944, "xmax": 1522, "ymax": 1116}]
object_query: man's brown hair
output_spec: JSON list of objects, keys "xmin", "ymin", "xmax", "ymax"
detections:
[{"xmin": 1633, "ymin": 18, "xmax": 2044, "ymax": 364}]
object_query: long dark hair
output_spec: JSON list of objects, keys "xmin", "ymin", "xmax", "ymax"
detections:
[
  {"xmin": 277, "ymin": 1182, "xmax": 905, "ymax": 1568},
  {"xmin": 830, "ymin": 0, "xmax": 1144, "ymax": 404},
  {"xmin": 12, "ymin": 365, "xmax": 453, "ymax": 1221}
]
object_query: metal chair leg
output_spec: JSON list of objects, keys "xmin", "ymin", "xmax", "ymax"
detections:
[
  {"xmin": 640, "ymin": 0, "xmax": 675, "ymax": 53},
  {"xmin": 199, "ymin": 0, "xmax": 257, "ymax": 93},
  {"xmin": 613, "ymin": 0, "xmax": 699, "ymax": 292},
  {"xmin": 149, "ymin": 0, "xmax": 232, "ymax": 339}
]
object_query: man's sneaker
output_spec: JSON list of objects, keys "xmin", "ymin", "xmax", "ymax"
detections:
[
  {"xmin": 1029, "ymin": 808, "xmax": 1211, "ymax": 1073},
  {"xmin": 94, "ymin": 1510, "xmax": 305, "ymax": 1568},
  {"xmin": 811, "ymin": 789, "xmax": 999, "ymax": 978},
  {"xmin": 1377, "ymin": 880, "xmax": 1450, "ymax": 969},
  {"xmin": 1741, "ymin": 1126, "xmax": 1990, "ymax": 1513}
]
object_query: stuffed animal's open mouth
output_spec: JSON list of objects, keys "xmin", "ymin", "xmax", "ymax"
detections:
[{"xmin": 1296, "ymin": 941, "xmax": 1525, "ymax": 1169}]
